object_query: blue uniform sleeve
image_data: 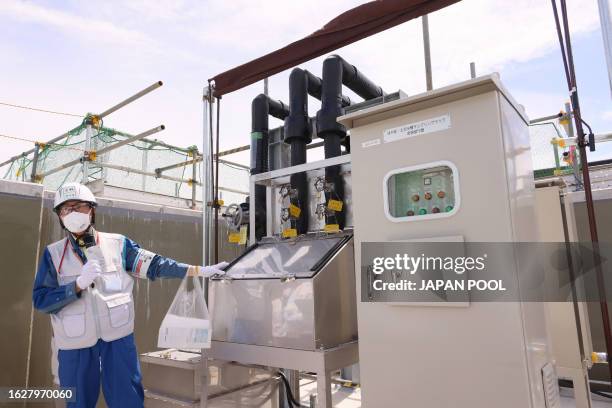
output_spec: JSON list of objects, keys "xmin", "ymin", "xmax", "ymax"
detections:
[
  {"xmin": 32, "ymin": 248, "xmax": 80, "ymax": 314},
  {"xmin": 122, "ymin": 236, "xmax": 189, "ymax": 281}
]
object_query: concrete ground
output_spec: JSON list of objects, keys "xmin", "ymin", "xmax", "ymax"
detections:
[
  {"xmin": 299, "ymin": 380, "xmax": 361, "ymax": 408},
  {"xmin": 559, "ymin": 387, "xmax": 612, "ymax": 408},
  {"xmin": 297, "ymin": 381, "xmax": 612, "ymax": 408}
]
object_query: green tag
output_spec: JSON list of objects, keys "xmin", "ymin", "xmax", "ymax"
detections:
[{"xmin": 251, "ymin": 132, "xmax": 263, "ymax": 140}]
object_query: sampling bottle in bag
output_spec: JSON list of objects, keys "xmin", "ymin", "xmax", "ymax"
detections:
[{"xmin": 158, "ymin": 275, "xmax": 211, "ymax": 350}]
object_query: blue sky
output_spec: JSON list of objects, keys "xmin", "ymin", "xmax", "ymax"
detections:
[
  {"xmin": 504, "ymin": 26, "xmax": 612, "ymax": 162},
  {"xmin": 0, "ymin": 0, "xmax": 610, "ymax": 169}
]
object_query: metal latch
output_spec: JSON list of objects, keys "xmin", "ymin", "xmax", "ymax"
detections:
[{"xmin": 280, "ymin": 274, "xmax": 296, "ymax": 283}]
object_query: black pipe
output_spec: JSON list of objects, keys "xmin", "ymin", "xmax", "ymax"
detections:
[
  {"xmin": 302, "ymin": 69, "xmax": 352, "ymax": 107},
  {"xmin": 251, "ymin": 94, "xmax": 289, "ymax": 240},
  {"xmin": 316, "ymin": 55, "xmax": 385, "ymax": 228},
  {"xmin": 283, "ymin": 68, "xmax": 350, "ymax": 235},
  {"xmin": 284, "ymin": 68, "xmax": 313, "ymax": 235}
]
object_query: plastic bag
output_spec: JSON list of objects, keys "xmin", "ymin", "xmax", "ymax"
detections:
[{"xmin": 157, "ymin": 275, "xmax": 211, "ymax": 350}]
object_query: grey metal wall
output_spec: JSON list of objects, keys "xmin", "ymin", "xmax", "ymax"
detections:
[
  {"xmin": 0, "ymin": 183, "xmax": 44, "ymax": 390},
  {"xmin": 573, "ymin": 197, "xmax": 612, "ymax": 383},
  {"xmin": 0, "ymin": 179, "xmax": 242, "ymax": 407}
]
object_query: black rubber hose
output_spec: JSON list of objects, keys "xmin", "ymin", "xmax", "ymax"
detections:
[{"xmin": 277, "ymin": 371, "xmax": 308, "ymax": 408}]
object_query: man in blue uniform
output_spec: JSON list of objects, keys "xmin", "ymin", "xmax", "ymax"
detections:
[{"xmin": 32, "ymin": 182, "xmax": 227, "ymax": 408}]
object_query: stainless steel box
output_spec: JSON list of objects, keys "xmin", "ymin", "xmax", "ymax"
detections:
[
  {"xmin": 209, "ymin": 233, "xmax": 357, "ymax": 350},
  {"xmin": 144, "ymin": 379, "xmax": 279, "ymax": 408},
  {"xmin": 140, "ymin": 350, "xmax": 275, "ymax": 403},
  {"xmin": 141, "ymin": 350, "xmax": 203, "ymax": 401}
]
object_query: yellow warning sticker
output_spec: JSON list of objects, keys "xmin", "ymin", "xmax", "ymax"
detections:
[
  {"xmin": 228, "ymin": 232, "xmax": 241, "ymax": 243},
  {"xmin": 289, "ymin": 204, "xmax": 301, "ymax": 218},
  {"xmin": 324, "ymin": 224, "xmax": 340, "ymax": 233},
  {"xmin": 239, "ymin": 225, "xmax": 248, "ymax": 245},
  {"xmin": 282, "ymin": 228, "xmax": 297, "ymax": 238},
  {"xmin": 327, "ymin": 199, "xmax": 343, "ymax": 212}
]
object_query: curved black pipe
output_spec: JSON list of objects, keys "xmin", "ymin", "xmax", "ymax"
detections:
[
  {"xmin": 283, "ymin": 68, "xmax": 352, "ymax": 235},
  {"xmin": 302, "ymin": 69, "xmax": 352, "ymax": 107},
  {"xmin": 316, "ymin": 55, "xmax": 385, "ymax": 229},
  {"xmin": 251, "ymin": 94, "xmax": 289, "ymax": 239}
]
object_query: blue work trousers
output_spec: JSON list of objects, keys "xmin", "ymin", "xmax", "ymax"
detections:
[{"xmin": 58, "ymin": 334, "xmax": 144, "ymax": 408}]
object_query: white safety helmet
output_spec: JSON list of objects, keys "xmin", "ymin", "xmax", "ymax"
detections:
[{"xmin": 53, "ymin": 182, "xmax": 97, "ymax": 212}]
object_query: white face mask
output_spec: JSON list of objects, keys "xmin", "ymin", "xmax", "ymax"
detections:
[{"xmin": 62, "ymin": 211, "xmax": 91, "ymax": 234}]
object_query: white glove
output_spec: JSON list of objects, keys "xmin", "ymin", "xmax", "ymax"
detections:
[
  {"xmin": 189, "ymin": 261, "xmax": 229, "ymax": 278},
  {"xmin": 76, "ymin": 260, "xmax": 102, "ymax": 290}
]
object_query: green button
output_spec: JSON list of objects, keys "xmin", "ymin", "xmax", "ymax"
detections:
[
  {"xmin": 418, "ymin": 208, "xmax": 427, "ymax": 215},
  {"xmin": 445, "ymin": 205, "xmax": 454, "ymax": 212}
]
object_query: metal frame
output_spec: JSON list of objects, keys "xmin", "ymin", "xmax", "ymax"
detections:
[
  {"xmin": 551, "ymin": 132, "xmax": 612, "ymax": 147},
  {"xmin": 251, "ymin": 154, "xmax": 351, "ymax": 185},
  {"xmin": 0, "ymin": 81, "xmax": 164, "ymax": 169},
  {"xmin": 89, "ymin": 162, "xmax": 200, "ymax": 186},
  {"xmin": 155, "ymin": 141, "xmax": 323, "ymax": 175},
  {"xmin": 202, "ymin": 340, "xmax": 359, "ymax": 408},
  {"xmin": 0, "ymin": 81, "xmax": 208, "ymax": 200},
  {"xmin": 202, "ymin": 86, "xmax": 214, "ymax": 266},
  {"xmin": 37, "ymin": 125, "xmax": 165, "ymax": 179},
  {"xmin": 3, "ymin": 82, "xmax": 249, "ymax": 216},
  {"xmin": 248, "ymin": 154, "xmax": 352, "ymax": 243},
  {"xmin": 530, "ymin": 112, "xmax": 563, "ymax": 124}
]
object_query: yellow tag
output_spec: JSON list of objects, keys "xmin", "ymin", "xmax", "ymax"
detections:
[
  {"xmin": 228, "ymin": 232, "xmax": 241, "ymax": 243},
  {"xmin": 289, "ymin": 204, "xmax": 301, "ymax": 218},
  {"xmin": 559, "ymin": 117, "xmax": 569, "ymax": 125},
  {"xmin": 327, "ymin": 199, "xmax": 343, "ymax": 212},
  {"xmin": 558, "ymin": 139, "xmax": 566, "ymax": 148},
  {"xmin": 553, "ymin": 169, "xmax": 562, "ymax": 176},
  {"xmin": 282, "ymin": 228, "xmax": 297, "ymax": 238},
  {"xmin": 239, "ymin": 225, "xmax": 248, "ymax": 245},
  {"xmin": 324, "ymin": 224, "xmax": 340, "ymax": 233}
]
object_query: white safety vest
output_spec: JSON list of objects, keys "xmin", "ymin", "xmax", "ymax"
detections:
[{"xmin": 47, "ymin": 232, "xmax": 134, "ymax": 350}]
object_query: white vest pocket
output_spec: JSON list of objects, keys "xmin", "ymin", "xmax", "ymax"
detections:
[
  {"xmin": 108, "ymin": 303, "xmax": 131, "ymax": 328},
  {"xmin": 59, "ymin": 301, "xmax": 86, "ymax": 338}
]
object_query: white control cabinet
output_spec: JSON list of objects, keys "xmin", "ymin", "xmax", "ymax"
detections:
[{"xmin": 340, "ymin": 75, "xmax": 554, "ymax": 408}]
